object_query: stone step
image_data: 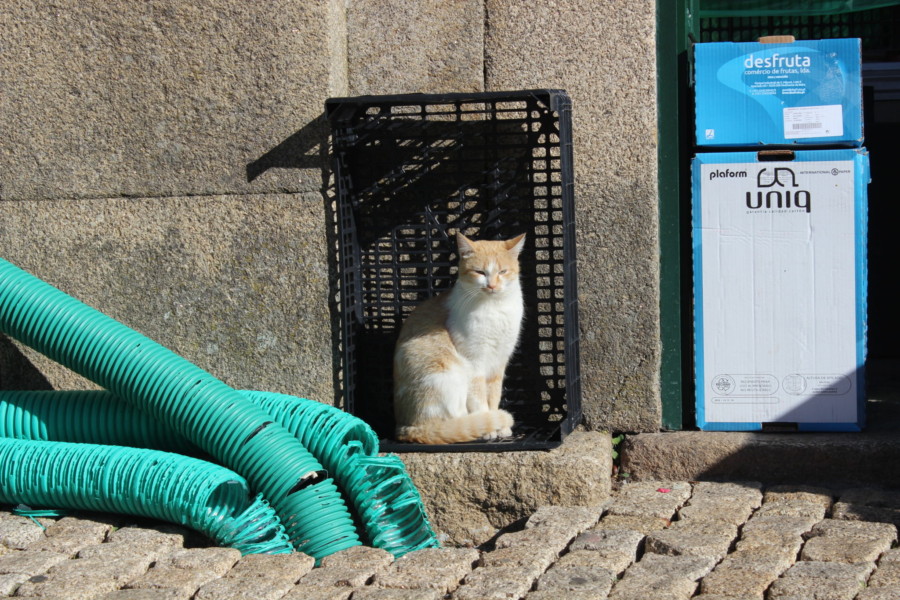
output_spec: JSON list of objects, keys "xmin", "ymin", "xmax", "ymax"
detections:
[
  {"xmin": 621, "ymin": 430, "xmax": 900, "ymax": 488},
  {"xmin": 397, "ymin": 430, "xmax": 613, "ymax": 546}
]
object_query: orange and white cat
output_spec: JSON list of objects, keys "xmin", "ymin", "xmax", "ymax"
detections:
[{"xmin": 393, "ymin": 232, "xmax": 526, "ymax": 444}]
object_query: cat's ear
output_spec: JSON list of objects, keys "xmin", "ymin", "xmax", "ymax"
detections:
[
  {"xmin": 506, "ymin": 233, "xmax": 526, "ymax": 257},
  {"xmin": 456, "ymin": 232, "xmax": 476, "ymax": 259}
]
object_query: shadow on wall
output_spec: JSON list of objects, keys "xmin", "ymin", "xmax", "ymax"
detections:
[
  {"xmin": 246, "ymin": 114, "xmax": 331, "ymax": 184},
  {"xmin": 0, "ymin": 335, "xmax": 53, "ymax": 390}
]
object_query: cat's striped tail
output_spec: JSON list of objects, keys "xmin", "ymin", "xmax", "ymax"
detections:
[{"xmin": 396, "ymin": 409, "xmax": 514, "ymax": 445}]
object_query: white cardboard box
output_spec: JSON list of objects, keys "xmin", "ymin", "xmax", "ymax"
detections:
[{"xmin": 692, "ymin": 149, "xmax": 869, "ymax": 431}]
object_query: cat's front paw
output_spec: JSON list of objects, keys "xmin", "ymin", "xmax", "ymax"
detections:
[{"xmin": 482, "ymin": 426, "xmax": 513, "ymax": 441}]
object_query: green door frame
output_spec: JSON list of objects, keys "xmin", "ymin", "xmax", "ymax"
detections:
[{"xmin": 656, "ymin": 0, "xmax": 699, "ymax": 430}]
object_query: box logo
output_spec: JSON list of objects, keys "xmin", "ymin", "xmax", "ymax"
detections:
[
  {"xmin": 757, "ymin": 167, "xmax": 796, "ymax": 188},
  {"xmin": 743, "ymin": 53, "xmax": 812, "ymax": 70},
  {"xmin": 746, "ymin": 166, "xmax": 811, "ymax": 213},
  {"xmin": 708, "ymin": 168, "xmax": 747, "ymax": 180}
]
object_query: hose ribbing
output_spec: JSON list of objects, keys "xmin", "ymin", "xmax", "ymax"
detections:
[
  {"xmin": 0, "ymin": 438, "xmax": 293, "ymax": 554},
  {"xmin": 0, "ymin": 258, "xmax": 359, "ymax": 559},
  {"xmin": 0, "ymin": 389, "xmax": 440, "ymax": 556}
]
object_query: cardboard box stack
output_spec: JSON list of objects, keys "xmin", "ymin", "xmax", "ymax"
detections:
[{"xmin": 692, "ymin": 37, "xmax": 869, "ymax": 431}]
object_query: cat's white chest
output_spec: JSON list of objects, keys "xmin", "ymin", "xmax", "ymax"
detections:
[{"xmin": 446, "ymin": 288, "xmax": 523, "ymax": 376}]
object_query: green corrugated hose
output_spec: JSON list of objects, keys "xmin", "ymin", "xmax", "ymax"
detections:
[
  {"xmin": 242, "ymin": 391, "xmax": 438, "ymax": 556},
  {"xmin": 0, "ymin": 257, "xmax": 359, "ymax": 560},
  {"xmin": 0, "ymin": 390, "xmax": 439, "ymax": 557},
  {"xmin": 0, "ymin": 437, "xmax": 294, "ymax": 555}
]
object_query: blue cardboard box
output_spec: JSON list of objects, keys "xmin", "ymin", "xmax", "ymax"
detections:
[
  {"xmin": 694, "ymin": 38, "xmax": 863, "ymax": 147},
  {"xmin": 692, "ymin": 149, "xmax": 869, "ymax": 431}
]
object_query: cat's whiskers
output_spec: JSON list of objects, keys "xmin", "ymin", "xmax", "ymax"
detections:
[{"xmin": 454, "ymin": 284, "xmax": 482, "ymax": 310}]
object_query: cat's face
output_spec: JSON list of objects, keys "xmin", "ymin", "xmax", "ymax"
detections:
[{"xmin": 456, "ymin": 233, "xmax": 526, "ymax": 296}]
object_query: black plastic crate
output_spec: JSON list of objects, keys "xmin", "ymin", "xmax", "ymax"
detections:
[{"xmin": 326, "ymin": 90, "xmax": 581, "ymax": 452}]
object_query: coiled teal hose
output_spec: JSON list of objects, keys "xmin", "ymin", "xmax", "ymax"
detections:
[
  {"xmin": 0, "ymin": 437, "xmax": 293, "ymax": 555},
  {"xmin": 0, "ymin": 258, "xmax": 359, "ymax": 559},
  {"xmin": 242, "ymin": 391, "xmax": 439, "ymax": 556},
  {"xmin": 0, "ymin": 390, "xmax": 440, "ymax": 556}
]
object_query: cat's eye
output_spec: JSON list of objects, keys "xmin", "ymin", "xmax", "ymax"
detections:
[
  {"xmin": 473, "ymin": 270, "xmax": 485, "ymax": 276},
  {"xmin": 499, "ymin": 269, "xmax": 508, "ymax": 275}
]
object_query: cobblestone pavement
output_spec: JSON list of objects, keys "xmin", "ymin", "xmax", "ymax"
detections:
[{"xmin": 2, "ymin": 481, "xmax": 900, "ymax": 599}]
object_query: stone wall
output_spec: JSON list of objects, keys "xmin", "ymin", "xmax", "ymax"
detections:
[{"xmin": 0, "ymin": 0, "xmax": 661, "ymax": 432}]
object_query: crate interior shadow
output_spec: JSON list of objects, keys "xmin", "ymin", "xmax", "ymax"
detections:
[{"xmin": 332, "ymin": 116, "xmax": 567, "ymax": 442}]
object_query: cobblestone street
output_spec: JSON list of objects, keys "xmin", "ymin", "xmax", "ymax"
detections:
[{"xmin": 2, "ymin": 480, "xmax": 900, "ymax": 599}]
